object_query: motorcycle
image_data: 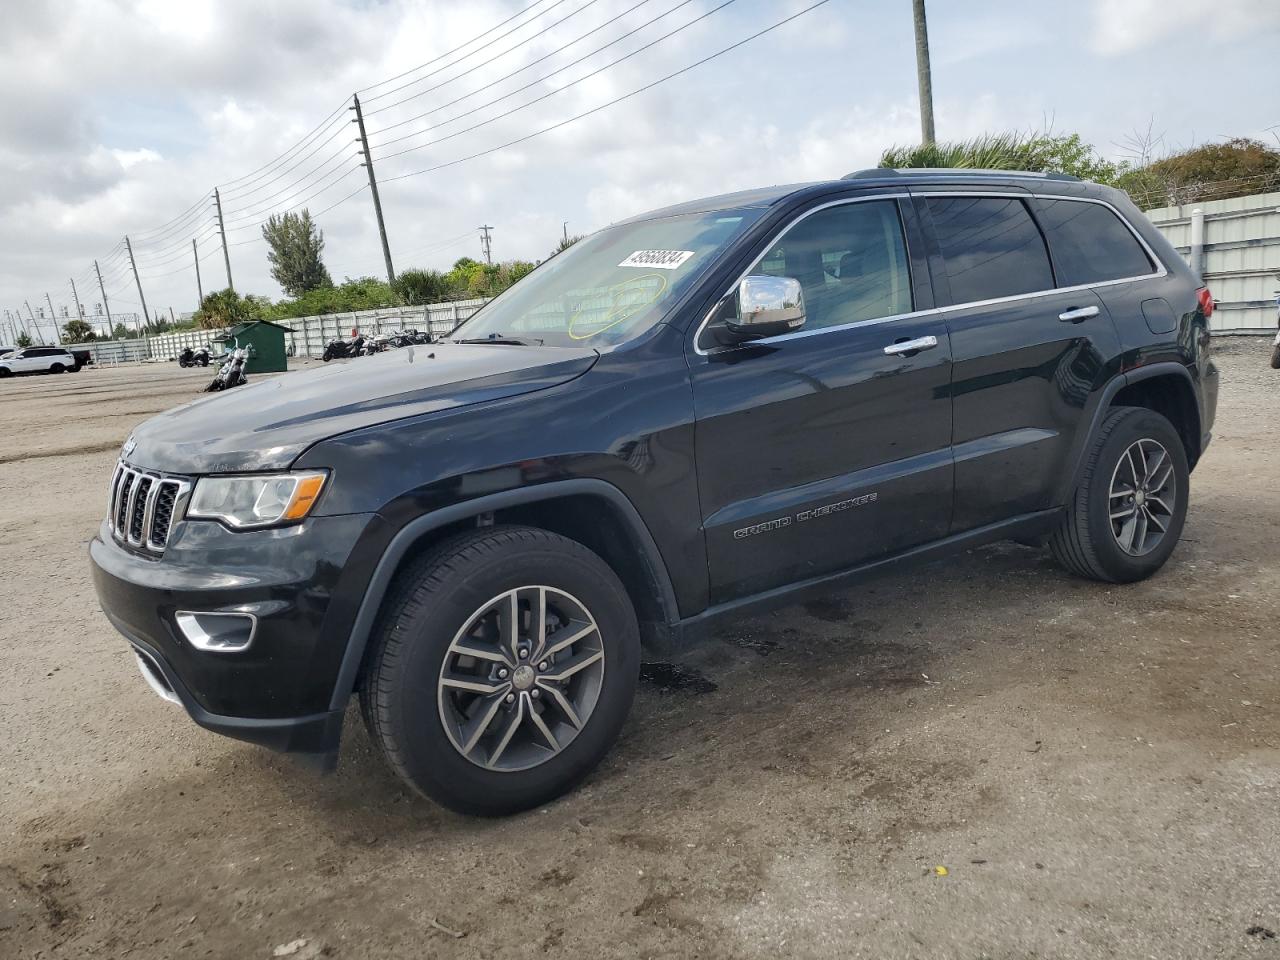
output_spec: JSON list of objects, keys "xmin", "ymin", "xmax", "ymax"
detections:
[
  {"xmin": 1271, "ymin": 299, "xmax": 1280, "ymax": 370},
  {"xmin": 364, "ymin": 333, "xmax": 394, "ymax": 354},
  {"xmin": 178, "ymin": 347, "xmax": 211, "ymax": 368},
  {"xmin": 322, "ymin": 334, "xmax": 366, "ymax": 362},
  {"xmin": 204, "ymin": 347, "xmax": 249, "ymax": 392}
]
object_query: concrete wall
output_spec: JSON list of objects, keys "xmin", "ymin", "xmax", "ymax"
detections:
[{"xmin": 1146, "ymin": 191, "xmax": 1280, "ymax": 334}]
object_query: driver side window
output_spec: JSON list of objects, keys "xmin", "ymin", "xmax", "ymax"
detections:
[{"xmin": 756, "ymin": 200, "xmax": 913, "ymax": 332}]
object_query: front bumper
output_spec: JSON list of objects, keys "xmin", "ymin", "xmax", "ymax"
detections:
[{"xmin": 90, "ymin": 511, "xmax": 376, "ymax": 758}]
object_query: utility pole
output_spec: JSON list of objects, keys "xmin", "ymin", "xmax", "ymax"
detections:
[
  {"xmin": 479, "ymin": 224, "xmax": 493, "ymax": 265},
  {"xmin": 193, "ymin": 237, "xmax": 204, "ymax": 306},
  {"xmin": 46, "ymin": 292, "xmax": 62, "ymax": 342},
  {"xmin": 911, "ymin": 0, "xmax": 935, "ymax": 145},
  {"xmin": 24, "ymin": 300, "xmax": 38, "ymax": 342},
  {"xmin": 94, "ymin": 259, "xmax": 113, "ymax": 333},
  {"xmin": 213, "ymin": 188, "xmax": 233, "ymax": 292},
  {"xmin": 70, "ymin": 277, "xmax": 83, "ymax": 323},
  {"xmin": 562, "ymin": 221, "xmax": 569, "ymax": 243},
  {"xmin": 351, "ymin": 93, "xmax": 395, "ymax": 284},
  {"xmin": 124, "ymin": 235, "xmax": 151, "ymax": 329}
]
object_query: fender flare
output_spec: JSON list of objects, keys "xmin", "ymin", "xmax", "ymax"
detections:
[
  {"xmin": 327, "ymin": 478, "xmax": 679, "ymax": 711},
  {"xmin": 1059, "ymin": 361, "xmax": 1197, "ymax": 501}
]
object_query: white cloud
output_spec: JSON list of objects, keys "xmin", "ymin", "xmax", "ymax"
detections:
[{"xmin": 1090, "ymin": 0, "xmax": 1280, "ymax": 55}]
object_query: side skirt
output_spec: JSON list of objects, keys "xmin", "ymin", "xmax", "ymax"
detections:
[{"xmin": 671, "ymin": 507, "xmax": 1064, "ymax": 643}]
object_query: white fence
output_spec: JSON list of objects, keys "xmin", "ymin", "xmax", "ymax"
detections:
[
  {"xmin": 1147, "ymin": 191, "xmax": 1280, "ymax": 334},
  {"xmin": 63, "ymin": 298, "xmax": 489, "ymax": 365}
]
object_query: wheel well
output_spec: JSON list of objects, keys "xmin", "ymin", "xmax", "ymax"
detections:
[
  {"xmin": 1111, "ymin": 374, "xmax": 1201, "ymax": 467},
  {"xmin": 383, "ymin": 493, "xmax": 674, "ymax": 647}
]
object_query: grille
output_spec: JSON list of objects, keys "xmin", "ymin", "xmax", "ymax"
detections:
[{"xmin": 107, "ymin": 462, "xmax": 192, "ymax": 556}]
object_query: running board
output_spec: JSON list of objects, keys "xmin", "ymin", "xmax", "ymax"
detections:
[{"xmin": 672, "ymin": 508, "xmax": 1064, "ymax": 643}]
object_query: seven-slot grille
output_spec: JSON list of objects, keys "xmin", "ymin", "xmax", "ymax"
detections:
[{"xmin": 108, "ymin": 462, "xmax": 192, "ymax": 555}]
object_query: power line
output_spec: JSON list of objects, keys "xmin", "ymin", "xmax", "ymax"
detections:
[
  {"xmin": 372, "ymin": 0, "xmax": 738, "ymax": 163},
  {"xmin": 366, "ymin": 0, "xmax": 669, "ymax": 139},
  {"xmin": 368, "ymin": 0, "xmax": 697, "ymax": 151},
  {"xmin": 381, "ymin": 0, "xmax": 832, "ymax": 184},
  {"xmin": 363, "ymin": 0, "xmax": 608, "ymax": 118},
  {"xmin": 220, "ymin": 144, "xmax": 360, "ymax": 228},
  {"xmin": 218, "ymin": 98, "xmax": 353, "ymax": 191},
  {"xmin": 225, "ymin": 170, "xmax": 369, "ymax": 244},
  {"xmin": 361, "ymin": 0, "xmax": 568, "ymax": 101},
  {"xmin": 219, "ymin": 114, "xmax": 353, "ymax": 200}
]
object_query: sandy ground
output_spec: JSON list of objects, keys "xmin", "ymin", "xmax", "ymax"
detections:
[{"xmin": 1, "ymin": 342, "xmax": 1278, "ymax": 960}]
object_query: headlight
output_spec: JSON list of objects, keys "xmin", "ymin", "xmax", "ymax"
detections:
[{"xmin": 187, "ymin": 471, "xmax": 327, "ymax": 529}]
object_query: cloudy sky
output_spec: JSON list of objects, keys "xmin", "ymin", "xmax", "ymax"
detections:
[{"xmin": 2, "ymin": 0, "xmax": 1277, "ymax": 339}]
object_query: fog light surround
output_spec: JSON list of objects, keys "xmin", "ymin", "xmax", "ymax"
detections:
[{"xmin": 175, "ymin": 611, "xmax": 258, "ymax": 653}]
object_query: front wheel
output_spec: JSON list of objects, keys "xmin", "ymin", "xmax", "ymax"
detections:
[
  {"xmin": 360, "ymin": 526, "xmax": 640, "ymax": 815},
  {"xmin": 1049, "ymin": 407, "xmax": 1189, "ymax": 583},
  {"xmin": 1270, "ymin": 338, "xmax": 1280, "ymax": 370}
]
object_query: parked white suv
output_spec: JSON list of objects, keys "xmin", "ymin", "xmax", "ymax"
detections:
[{"xmin": 0, "ymin": 346, "xmax": 78, "ymax": 377}]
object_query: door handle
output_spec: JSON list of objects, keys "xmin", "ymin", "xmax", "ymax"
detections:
[
  {"xmin": 883, "ymin": 335, "xmax": 938, "ymax": 356},
  {"xmin": 1058, "ymin": 305, "xmax": 1099, "ymax": 323}
]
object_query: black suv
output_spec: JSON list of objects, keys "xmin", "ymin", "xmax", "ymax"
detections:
[{"xmin": 91, "ymin": 169, "xmax": 1218, "ymax": 814}]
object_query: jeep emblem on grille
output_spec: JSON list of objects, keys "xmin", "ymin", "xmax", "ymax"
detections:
[{"xmin": 122, "ymin": 435, "xmax": 137, "ymax": 458}]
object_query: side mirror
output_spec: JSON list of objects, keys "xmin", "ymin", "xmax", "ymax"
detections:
[{"xmin": 724, "ymin": 275, "xmax": 806, "ymax": 341}]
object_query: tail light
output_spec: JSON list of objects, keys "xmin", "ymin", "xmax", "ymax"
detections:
[{"xmin": 1196, "ymin": 287, "xmax": 1214, "ymax": 318}]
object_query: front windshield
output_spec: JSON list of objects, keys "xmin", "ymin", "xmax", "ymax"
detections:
[{"xmin": 451, "ymin": 206, "xmax": 765, "ymax": 348}]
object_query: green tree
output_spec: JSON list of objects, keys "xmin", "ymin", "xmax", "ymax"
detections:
[
  {"xmin": 16, "ymin": 331, "xmax": 32, "ymax": 348},
  {"xmin": 62, "ymin": 318, "xmax": 96, "ymax": 342},
  {"xmin": 550, "ymin": 234, "xmax": 584, "ymax": 258},
  {"xmin": 262, "ymin": 209, "xmax": 333, "ymax": 297},
  {"xmin": 192, "ymin": 288, "xmax": 264, "ymax": 329},
  {"xmin": 111, "ymin": 322, "xmax": 130, "ymax": 340},
  {"xmin": 1117, "ymin": 138, "xmax": 1280, "ymax": 208},
  {"xmin": 880, "ymin": 132, "xmax": 1127, "ymax": 185},
  {"xmin": 392, "ymin": 268, "xmax": 454, "ymax": 305}
]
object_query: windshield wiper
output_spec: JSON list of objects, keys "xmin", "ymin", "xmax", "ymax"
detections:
[{"xmin": 453, "ymin": 335, "xmax": 543, "ymax": 346}]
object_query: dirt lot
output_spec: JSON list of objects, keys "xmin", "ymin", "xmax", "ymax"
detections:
[{"xmin": 2, "ymin": 342, "xmax": 1278, "ymax": 959}]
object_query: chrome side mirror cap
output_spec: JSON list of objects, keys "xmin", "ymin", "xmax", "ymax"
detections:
[{"xmin": 724, "ymin": 275, "xmax": 806, "ymax": 341}]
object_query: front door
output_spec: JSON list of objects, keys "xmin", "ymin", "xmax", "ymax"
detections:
[{"xmin": 689, "ymin": 197, "xmax": 954, "ymax": 605}]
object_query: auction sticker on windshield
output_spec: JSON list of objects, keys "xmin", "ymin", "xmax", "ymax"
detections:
[{"xmin": 618, "ymin": 250, "xmax": 695, "ymax": 270}]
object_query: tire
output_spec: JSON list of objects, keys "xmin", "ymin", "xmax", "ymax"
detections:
[
  {"xmin": 360, "ymin": 525, "xmax": 640, "ymax": 815},
  {"xmin": 0, "ymin": 367, "xmax": 11, "ymax": 378},
  {"xmin": 1270, "ymin": 341, "xmax": 1280, "ymax": 370},
  {"xmin": 49, "ymin": 363, "xmax": 64, "ymax": 374},
  {"xmin": 1049, "ymin": 406, "xmax": 1189, "ymax": 583}
]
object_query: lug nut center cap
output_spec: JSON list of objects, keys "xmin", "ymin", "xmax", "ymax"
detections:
[
  {"xmin": 512, "ymin": 665, "xmax": 536, "ymax": 690},
  {"xmin": 1134, "ymin": 490, "xmax": 1147, "ymax": 506}
]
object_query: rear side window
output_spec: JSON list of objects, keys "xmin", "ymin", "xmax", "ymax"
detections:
[
  {"xmin": 925, "ymin": 196, "xmax": 1054, "ymax": 304},
  {"xmin": 1032, "ymin": 198, "xmax": 1154, "ymax": 285}
]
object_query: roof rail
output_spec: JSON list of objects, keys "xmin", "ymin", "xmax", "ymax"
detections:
[{"xmin": 842, "ymin": 167, "xmax": 1082, "ymax": 182}]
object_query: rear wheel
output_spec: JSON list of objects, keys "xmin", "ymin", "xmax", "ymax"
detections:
[
  {"xmin": 1270, "ymin": 340, "xmax": 1280, "ymax": 370},
  {"xmin": 361, "ymin": 526, "xmax": 640, "ymax": 815},
  {"xmin": 1049, "ymin": 407, "xmax": 1189, "ymax": 582},
  {"xmin": 49, "ymin": 363, "xmax": 64, "ymax": 374}
]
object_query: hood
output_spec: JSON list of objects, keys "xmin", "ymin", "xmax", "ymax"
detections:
[{"xmin": 126, "ymin": 342, "xmax": 597, "ymax": 474}]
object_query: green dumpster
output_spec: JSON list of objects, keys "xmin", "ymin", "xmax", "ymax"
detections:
[{"xmin": 212, "ymin": 320, "xmax": 290, "ymax": 374}]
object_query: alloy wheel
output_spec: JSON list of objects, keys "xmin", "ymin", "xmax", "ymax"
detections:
[
  {"xmin": 437, "ymin": 585, "xmax": 606, "ymax": 772},
  {"xmin": 1108, "ymin": 438, "xmax": 1176, "ymax": 556}
]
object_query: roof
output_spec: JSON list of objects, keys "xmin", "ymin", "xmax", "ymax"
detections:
[
  {"xmin": 842, "ymin": 167, "xmax": 1082, "ymax": 184},
  {"xmin": 217, "ymin": 319, "xmax": 292, "ymax": 337},
  {"xmin": 614, "ymin": 169, "xmax": 1098, "ymax": 228}
]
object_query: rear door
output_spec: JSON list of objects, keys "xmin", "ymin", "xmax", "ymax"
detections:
[
  {"xmin": 689, "ymin": 195, "xmax": 954, "ymax": 605},
  {"xmin": 916, "ymin": 191, "xmax": 1123, "ymax": 532}
]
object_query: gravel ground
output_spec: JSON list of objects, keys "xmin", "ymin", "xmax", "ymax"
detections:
[{"xmin": 2, "ymin": 342, "xmax": 1278, "ymax": 960}]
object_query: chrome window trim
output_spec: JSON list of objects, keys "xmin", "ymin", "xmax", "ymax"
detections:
[{"xmin": 692, "ymin": 191, "xmax": 1167, "ymax": 357}]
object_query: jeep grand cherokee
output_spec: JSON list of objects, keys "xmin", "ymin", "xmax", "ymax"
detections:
[{"xmin": 91, "ymin": 169, "xmax": 1218, "ymax": 815}]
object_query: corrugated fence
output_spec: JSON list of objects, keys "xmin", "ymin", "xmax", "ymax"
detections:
[
  {"xmin": 1147, "ymin": 191, "xmax": 1280, "ymax": 333},
  {"xmin": 65, "ymin": 299, "xmax": 488, "ymax": 365}
]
